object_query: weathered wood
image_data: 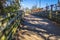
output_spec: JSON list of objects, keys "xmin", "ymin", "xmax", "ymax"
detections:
[{"xmin": 0, "ymin": 10, "xmax": 24, "ymax": 40}]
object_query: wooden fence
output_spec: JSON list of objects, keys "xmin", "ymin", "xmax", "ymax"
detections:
[
  {"xmin": 35, "ymin": 11, "xmax": 60, "ymax": 23},
  {"xmin": 0, "ymin": 10, "xmax": 24, "ymax": 40}
]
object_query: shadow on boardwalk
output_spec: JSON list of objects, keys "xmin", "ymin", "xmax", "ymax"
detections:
[
  {"xmin": 13, "ymin": 13, "xmax": 60, "ymax": 40},
  {"xmin": 21, "ymin": 14, "xmax": 60, "ymax": 40}
]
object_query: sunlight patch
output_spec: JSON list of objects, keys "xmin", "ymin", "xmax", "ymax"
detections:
[{"xmin": 39, "ymin": 22, "xmax": 49, "ymax": 25}]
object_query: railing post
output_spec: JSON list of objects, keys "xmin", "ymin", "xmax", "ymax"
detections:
[
  {"xmin": 49, "ymin": 5, "xmax": 54, "ymax": 19},
  {"xmin": 55, "ymin": 4, "xmax": 58, "ymax": 21},
  {"xmin": 45, "ymin": 3, "xmax": 49, "ymax": 13},
  {"xmin": 45, "ymin": 6, "xmax": 49, "ymax": 18}
]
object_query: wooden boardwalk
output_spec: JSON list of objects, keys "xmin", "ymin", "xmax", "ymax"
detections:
[{"xmin": 13, "ymin": 13, "xmax": 60, "ymax": 40}]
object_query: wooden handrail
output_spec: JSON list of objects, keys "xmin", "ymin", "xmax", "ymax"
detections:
[{"xmin": 0, "ymin": 10, "xmax": 24, "ymax": 40}]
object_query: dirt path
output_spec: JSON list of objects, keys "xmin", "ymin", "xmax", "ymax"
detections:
[{"xmin": 12, "ymin": 14, "xmax": 60, "ymax": 40}]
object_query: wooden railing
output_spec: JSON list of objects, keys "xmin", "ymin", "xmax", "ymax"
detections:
[
  {"xmin": 0, "ymin": 10, "xmax": 24, "ymax": 40},
  {"xmin": 36, "ymin": 11, "xmax": 60, "ymax": 23}
]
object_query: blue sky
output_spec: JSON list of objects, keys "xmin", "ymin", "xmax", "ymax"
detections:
[{"xmin": 21, "ymin": 0, "xmax": 58, "ymax": 9}]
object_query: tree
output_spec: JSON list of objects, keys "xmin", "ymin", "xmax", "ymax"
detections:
[
  {"xmin": 0, "ymin": 0, "xmax": 6, "ymax": 14},
  {"xmin": 0, "ymin": 0, "xmax": 22, "ymax": 15},
  {"xmin": 32, "ymin": 5, "xmax": 37, "ymax": 10}
]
